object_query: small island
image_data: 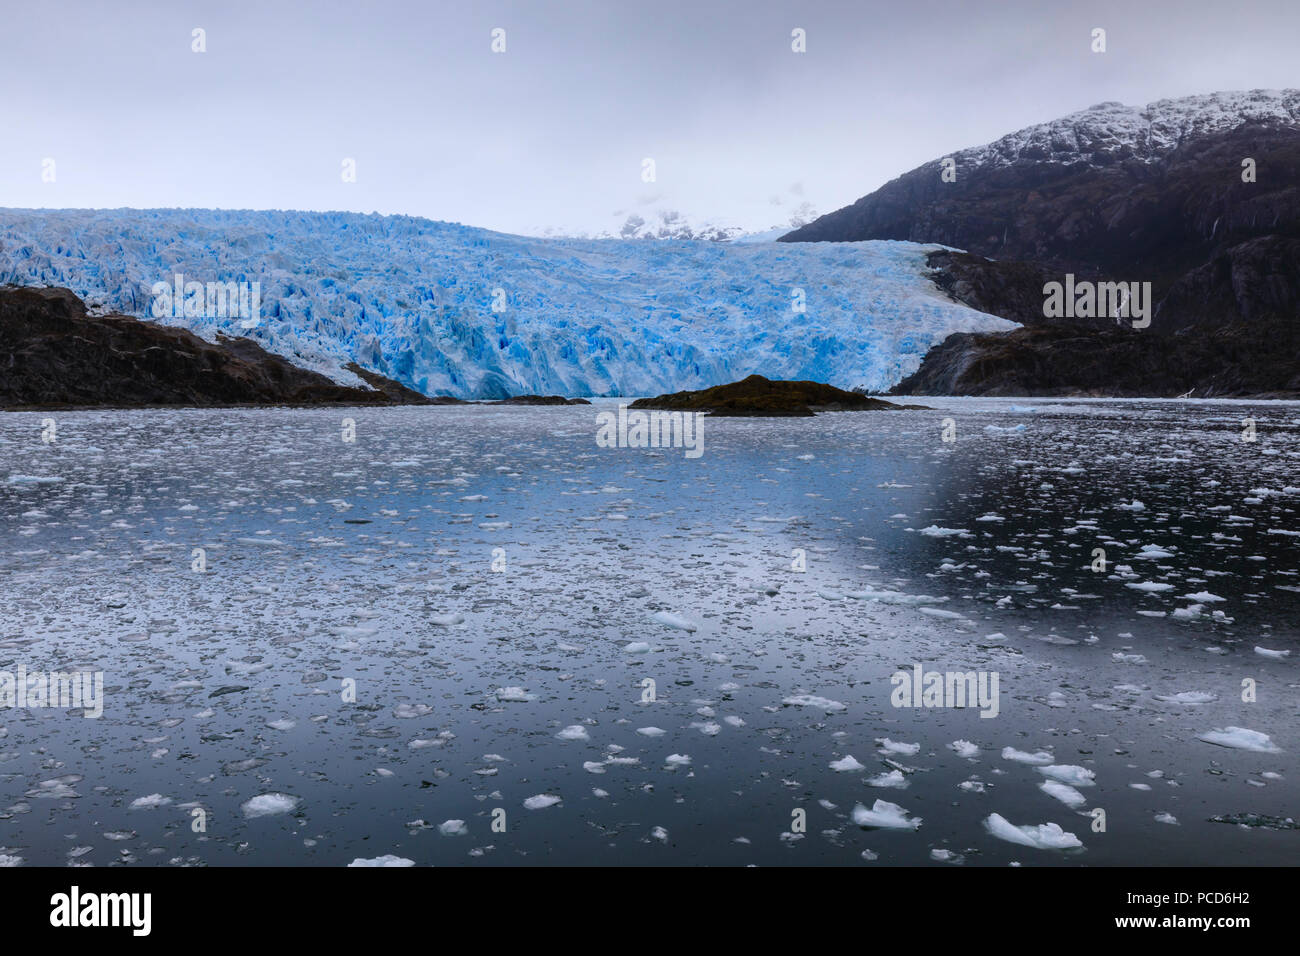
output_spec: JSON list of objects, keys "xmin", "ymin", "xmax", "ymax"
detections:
[{"xmin": 629, "ymin": 374, "xmax": 928, "ymax": 417}]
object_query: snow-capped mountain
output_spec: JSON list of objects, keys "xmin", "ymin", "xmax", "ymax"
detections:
[
  {"xmin": 949, "ymin": 89, "xmax": 1300, "ymax": 170},
  {"xmin": 784, "ymin": 90, "xmax": 1300, "ymax": 314},
  {"xmin": 0, "ymin": 208, "xmax": 1013, "ymax": 399},
  {"xmin": 783, "ymin": 88, "xmax": 1300, "ymax": 398},
  {"xmin": 787, "ymin": 88, "xmax": 1300, "ymax": 252},
  {"xmin": 538, "ymin": 207, "xmax": 747, "ymax": 241},
  {"xmin": 535, "ymin": 187, "xmax": 820, "ymax": 242}
]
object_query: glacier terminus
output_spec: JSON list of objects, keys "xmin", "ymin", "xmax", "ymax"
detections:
[{"xmin": 0, "ymin": 208, "xmax": 1015, "ymax": 400}]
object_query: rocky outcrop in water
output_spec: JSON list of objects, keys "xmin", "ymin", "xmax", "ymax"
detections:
[{"xmin": 631, "ymin": 374, "xmax": 924, "ymax": 416}]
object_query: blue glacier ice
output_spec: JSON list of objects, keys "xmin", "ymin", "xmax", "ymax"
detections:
[{"xmin": 0, "ymin": 208, "xmax": 1016, "ymax": 398}]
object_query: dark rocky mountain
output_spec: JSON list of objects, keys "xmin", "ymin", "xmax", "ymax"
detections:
[
  {"xmin": 1, "ymin": 286, "xmax": 433, "ymax": 408},
  {"xmin": 783, "ymin": 90, "xmax": 1300, "ymax": 396},
  {"xmin": 890, "ymin": 316, "xmax": 1300, "ymax": 398}
]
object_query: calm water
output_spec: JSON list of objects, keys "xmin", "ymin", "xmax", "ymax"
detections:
[{"xmin": 1, "ymin": 399, "xmax": 1297, "ymax": 866}]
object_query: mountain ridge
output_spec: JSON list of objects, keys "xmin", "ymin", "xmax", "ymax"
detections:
[{"xmin": 784, "ymin": 89, "xmax": 1300, "ymax": 397}]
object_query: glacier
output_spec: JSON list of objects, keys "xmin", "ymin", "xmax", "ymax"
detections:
[{"xmin": 0, "ymin": 207, "xmax": 1015, "ymax": 399}]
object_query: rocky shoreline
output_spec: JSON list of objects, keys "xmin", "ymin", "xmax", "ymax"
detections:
[{"xmin": 0, "ymin": 286, "xmax": 592, "ymax": 410}]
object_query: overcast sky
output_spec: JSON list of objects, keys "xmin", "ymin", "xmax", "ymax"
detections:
[{"xmin": 4, "ymin": 0, "xmax": 1297, "ymax": 236}]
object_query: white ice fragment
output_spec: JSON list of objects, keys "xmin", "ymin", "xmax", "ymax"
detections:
[
  {"xmin": 783, "ymin": 694, "xmax": 846, "ymax": 713},
  {"xmin": 1196, "ymin": 727, "xmax": 1281, "ymax": 753},
  {"xmin": 241, "ymin": 793, "xmax": 299, "ymax": 818},
  {"xmin": 347, "ymin": 855, "xmax": 414, "ymax": 867},
  {"xmin": 1001, "ymin": 747, "xmax": 1053, "ymax": 765},
  {"xmin": 1038, "ymin": 780, "xmax": 1087, "ymax": 808},
  {"xmin": 982, "ymin": 813, "xmax": 1082, "ymax": 849},
  {"xmin": 650, "ymin": 611, "xmax": 698, "ymax": 632},
  {"xmin": 851, "ymin": 799, "xmax": 921, "ymax": 830}
]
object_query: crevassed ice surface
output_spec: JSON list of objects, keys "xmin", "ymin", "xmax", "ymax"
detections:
[{"xmin": 0, "ymin": 208, "xmax": 1014, "ymax": 398}]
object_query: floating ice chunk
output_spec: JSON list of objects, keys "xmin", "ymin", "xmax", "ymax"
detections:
[
  {"xmin": 129, "ymin": 794, "xmax": 172, "ymax": 809},
  {"xmin": 636, "ymin": 727, "xmax": 666, "ymax": 737},
  {"xmin": 1255, "ymin": 646, "xmax": 1291, "ymax": 660},
  {"xmin": 867, "ymin": 770, "xmax": 909, "ymax": 789},
  {"xmin": 1038, "ymin": 765, "xmax": 1096, "ymax": 787},
  {"xmin": 829, "ymin": 755, "xmax": 865, "ymax": 772},
  {"xmin": 650, "ymin": 826, "xmax": 669, "ymax": 843},
  {"xmin": 949, "ymin": 740, "xmax": 980, "ymax": 758},
  {"xmin": 1155, "ymin": 691, "xmax": 1217, "ymax": 704},
  {"xmin": 1182, "ymin": 591, "xmax": 1224, "ymax": 602},
  {"xmin": 1039, "ymin": 780, "xmax": 1087, "ymax": 808},
  {"xmin": 1126, "ymin": 581, "xmax": 1174, "ymax": 593},
  {"xmin": 267, "ymin": 718, "xmax": 296, "ymax": 730},
  {"xmin": 851, "ymin": 799, "xmax": 921, "ymax": 830},
  {"xmin": 783, "ymin": 694, "xmax": 847, "ymax": 713},
  {"xmin": 842, "ymin": 589, "xmax": 948, "ymax": 606},
  {"xmin": 1155, "ymin": 812, "xmax": 1179, "ymax": 825},
  {"xmin": 1001, "ymin": 747, "xmax": 1054, "ymax": 765},
  {"xmin": 982, "ymin": 813, "xmax": 1082, "ymax": 849},
  {"xmin": 241, "ymin": 793, "xmax": 299, "ymax": 818},
  {"xmin": 664, "ymin": 754, "xmax": 692, "ymax": 767},
  {"xmin": 523, "ymin": 794, "xmax": 562, "ymax": 810},
  {"xmin": 348, "ymin": 855, "xmax": 414, "ymax": 867},
  {"xmin": 918, "ymin": 525, "xmax": 969, "ymax": 537},
  {"xmin": 650, "ymin": 611, "xmax": 698, "ymax": 632},
  {"xmin": 876, "ymin": 738, "xmax": 920, "ymax": 756},
  {"xmin": 494, "ymin": 687, "xmax": 536, "ymax": 702},
  {"xmin": 430, "ymin": 613, "xmax": 464, "ymax": 626},
  {"xmin": 1196, "ymin": 727, "xmax": 1281, "ymax": 753},
  {"xmin": 556, "ymin": 725, "xmax": 590, "ymax": 741},
  {"xmin": 1117, "ymin": 500, "xmax": 1145, "ymax": 511},
  {"xmin": 983, "ymin": 424, "xmax": 1025, "ymax": 433},
  {"xmin": 438, "ymin": 819, "xmax": 468, "ymax": 836},
  {"xmin": 623, "ymin": 642, "xmax": 651, "ymax": 654},
  {"xmin": 1132, "ymin": 545, "xmax": 1174, "ymax": 560},
  {"xmin": 393, "ymin": 703, "xmax": 433, "ymax": 718}
]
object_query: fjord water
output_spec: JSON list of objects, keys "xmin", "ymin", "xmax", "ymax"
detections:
[{"xmin": 1, "ymin": 399, "xmax": 1296, "ymax": 866}]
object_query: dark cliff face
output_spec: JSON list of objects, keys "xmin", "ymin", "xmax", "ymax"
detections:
[
  {"xmin": 1, "ymin": 286, "xmax": 432, "ymax": 408},
  {"xmin": 923, "ymin": 250, "xmax": 1102, "ymax": 329},
  {"xmin": 783, "ymin": 123, "xmax": 1300, "ymax": 328},
  {"xmin": 784, "ymin": 108, "xmax": 1300, "ymax": 396},
  {"xmin": 783, "ymin": 124, "xmax": 1300, "ymax": 285},
  {"xmin": 889, "ymin": 317, "xmax": 1300, "ymax": 398}
]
